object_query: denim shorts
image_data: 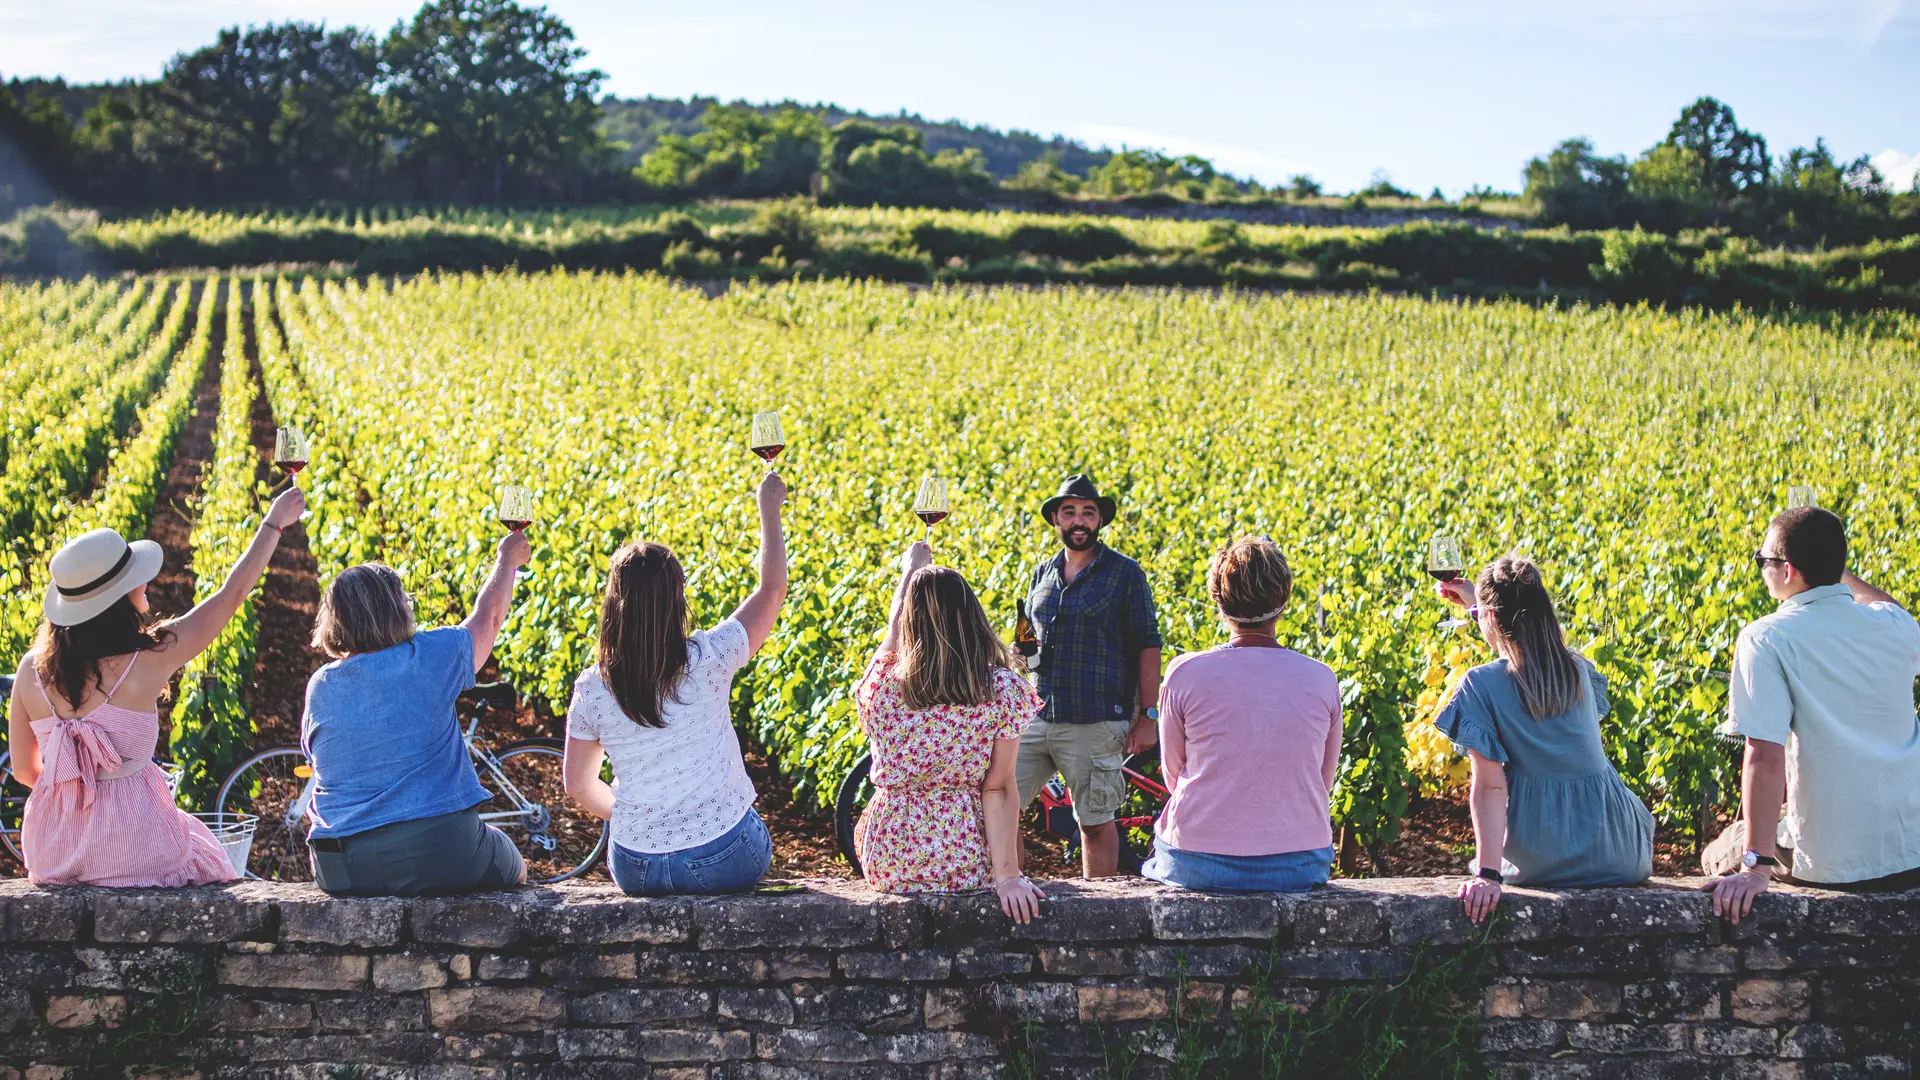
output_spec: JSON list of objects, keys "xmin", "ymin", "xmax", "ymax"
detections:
[
  {"xmin": 609, "ymin": 808, "xmax": 772, "ymax": 896},
  {"xmin": 1141, "ymin": 837, "xmax": 1332, "ymax": 893}
]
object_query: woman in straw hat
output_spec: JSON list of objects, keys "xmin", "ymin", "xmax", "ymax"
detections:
[{"xmin": 6, "ymin": 485, "xmax": 306, "ymax": 885}]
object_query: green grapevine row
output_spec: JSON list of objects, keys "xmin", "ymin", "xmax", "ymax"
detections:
[
  {"xmin": 169, "ymin": 279, "xmax": 269, "ymax": 809},
  {"xmin": 0, "ymin": 280, "xmax": 216, "ymax": 675},
  {"xmin": 221, "ymin": 274, "xmax": 1920, "ymax": 842},
  {"xmin": 0, "ymin": 281, "xmax": 148, "ymax": 475}
]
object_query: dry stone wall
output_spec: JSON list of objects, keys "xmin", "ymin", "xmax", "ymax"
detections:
[{"xmin": 0, "ymin": 877, "xmax": 1913, "ymax": 1078}]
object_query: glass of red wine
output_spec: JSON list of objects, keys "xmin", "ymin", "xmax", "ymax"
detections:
[
  {"xmin": 497, "ymin": 484, "xmax": 534, "ymax": 579},
  {"xmin": 1427, "ymin": 534, "xmax": 1470, "ymax": 629},
  {"xmin": 750, "ymin": 411, "xmax": 785, "ymax": 471},
  {"xmin": 914, "ymin": 475, "xmax": 949, "ymax": 542},
  {"xmin": 273, "ymin": 426, "xmax": 309, "ymax": 489}
]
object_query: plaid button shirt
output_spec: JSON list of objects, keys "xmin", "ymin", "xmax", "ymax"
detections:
[{"xmin": 1027, "ymin": 544, "xmax": 1163, "ymax": 725}]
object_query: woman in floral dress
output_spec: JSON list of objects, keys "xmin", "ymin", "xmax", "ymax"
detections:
[{"xmin": 854, "ymin": 541, "xmax": 1046, "ymax": 922}]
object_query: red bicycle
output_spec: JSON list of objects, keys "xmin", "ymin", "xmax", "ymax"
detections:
[{"xmin": 832, "ymin": 749, "xmax": 1170, "ymax": 877}]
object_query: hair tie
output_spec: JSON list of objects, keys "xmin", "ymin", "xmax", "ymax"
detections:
[{"xmin": 1226, "ymin": 604, "xmax": 1286, "ymax": 625}]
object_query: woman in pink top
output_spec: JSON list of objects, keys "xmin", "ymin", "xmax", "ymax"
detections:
[
  {"xmin": 7, "ymin": 485, "xmax": 306, "ymax": 886},
  {"xmin": 1142, "ymin": 538, "xmax": 1342, "ymax": 892}
]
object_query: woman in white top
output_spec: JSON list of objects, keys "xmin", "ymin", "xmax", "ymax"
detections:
[{"xmin": 561, "ymin": 471, "xmax": 787, "ymax": 895}]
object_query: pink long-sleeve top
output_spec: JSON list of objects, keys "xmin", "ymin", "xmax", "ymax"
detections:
[{"xmin": 1155, "ymin": 645, "xmax": 1342, "ymax": 857}]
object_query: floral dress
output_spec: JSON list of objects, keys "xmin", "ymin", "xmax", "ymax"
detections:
[{"xmin": 853, "ymin": 654, "xmax": 1041, "ymax": 892}]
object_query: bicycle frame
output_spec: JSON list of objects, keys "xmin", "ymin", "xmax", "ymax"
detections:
[{"xmin": 273, "ymin": 716, "xmax": 546, "ymax": 836}]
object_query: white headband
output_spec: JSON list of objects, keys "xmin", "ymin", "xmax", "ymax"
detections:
[{"xmin": 1224, "ymin": 605, "xmax": 1286, "ymax": 625}]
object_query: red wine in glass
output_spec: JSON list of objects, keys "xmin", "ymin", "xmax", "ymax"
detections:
[
  {"xmin": 916, "ymin": 510, "xmax": 948, "ymax": 527},
  {"xmin": 1427, "ymin": 568, "xmax": 1459, "ymax": 583},
  {"xmin": 500, "ymin": 519, "xmax": 531, "ymax": 532},
  {"xmin": 751, "ymin": 443, "xmax": 785, "ymax": 463},
  {"xmin": 750, "ymin": 412, "xmax": 785, "ymax": 472}
]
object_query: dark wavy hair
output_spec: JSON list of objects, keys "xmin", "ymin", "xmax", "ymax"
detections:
[
  {"xmin": 596, "ymin": 542, "xmax": 692, "ymax": 729},
  {"xmin": 32, "ymin": 597, "xmax": 174, "ymax": 710}
]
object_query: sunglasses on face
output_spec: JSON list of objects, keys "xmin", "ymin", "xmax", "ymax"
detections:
[{"xmin": 1752, "ymin": 553, "xmax": 1789, "ymax": 571}]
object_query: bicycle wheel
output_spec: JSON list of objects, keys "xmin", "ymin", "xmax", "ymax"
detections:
[
  {"xmin": 216, "ymin": 746, "xmax": 315, "ymax": 882},
  {"xmin": 0, "ymin": 752, "xmax": 27, "ymax": 866},
  {"xmin": 833, "ymin": 755, "xmax": 873, "ymax": 877},
  {"xmin": 483, "ymin": 739, "xmax": 607, "ymax": 884}
]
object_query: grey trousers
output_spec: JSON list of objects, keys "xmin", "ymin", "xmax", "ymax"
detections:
[{"xmin": 311, "ymin": 808, "xmax": 523, "ymax": 896}]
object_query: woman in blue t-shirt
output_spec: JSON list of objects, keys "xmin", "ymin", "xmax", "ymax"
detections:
[{"xmin": 300, "ymin": 530, "xmax": 530, "ymax": 895}]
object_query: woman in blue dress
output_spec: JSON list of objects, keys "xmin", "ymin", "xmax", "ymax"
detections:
[{"xmin": 1436, "ymin": 556, "xmax": 1654, "ymax": 923}]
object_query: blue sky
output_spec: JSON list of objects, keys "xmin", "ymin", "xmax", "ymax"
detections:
[{"xmin": 1, "ymin": 0, "xmax": 1914, "ymax": 194}]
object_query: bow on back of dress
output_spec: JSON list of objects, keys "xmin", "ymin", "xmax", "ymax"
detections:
[{"xmin": 27, "ymin": 656, "xmax": 147, "ymax": 812}]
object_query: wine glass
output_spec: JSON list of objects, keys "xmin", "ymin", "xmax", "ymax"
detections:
[
  {"xmin": 1787, "ymin": 485, "xmax": 1816, "ymax": 510},
  {"xmin": 750, "ymin": 411, "xmax": 785, "ymax": 472},
  {"xmin": 497, "ymin": 484, "xmax": 534, "ymax": 579},
  {"xmin": 1427, "ymin": 534, "xmax": 1470, "ymax": 629},
  {"xmin": 913, "ymin": 475, "xmax": 949, "ymax": 542},
  {"xmin": 273, "ymin": 426, "xmax": 309, "ymax": 489}
]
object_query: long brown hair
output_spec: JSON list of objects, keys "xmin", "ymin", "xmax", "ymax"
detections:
[
  {"xmin": 1476, "ymin": 556, "xmax": 1584, "ymax": 719},
  {"xmin": 32, "ymin": 597, "xmax": 173, "ymax": 711},
  {"xmin": 897, "ymin": 567, "xmax": 1013, "ymax": 710},
  {"xmin": 596, "ymin": 542, "xmax": 691, "ymax": 728}
]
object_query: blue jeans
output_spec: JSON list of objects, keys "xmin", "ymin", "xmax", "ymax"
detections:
[
  {"xmin": 608, "ymin": 808, "xmax": 772, "ymax": 896},
  {"xmin": 1141, "ymin": 837, "xmax": 1333, "ymax": 893}
]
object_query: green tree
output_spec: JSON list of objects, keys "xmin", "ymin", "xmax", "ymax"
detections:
[
  {"xmin": 382, "ymin": 0, "xmax": 608, "ymax": 201},
  {"xmin": 0, "ymin": 82, "xmax": 77, "ymax": 204},
  {"xmin": 639, "ymin": 104, "xmax": 824, "ymax": 198},
  {"xmin": 133, "ymin": 24, "xmax": 383, "ymax": 201},
  {"xmin": 818, "ymin": 120, "xmax": 990, "ymax": 208},
  {"xmin": 1522, "ymin": 137, "xmax": 1630, "ymax": 228},
  {"xmin": 1664, "ymin": 96, "xmax": 1768, "ymax": 198}
]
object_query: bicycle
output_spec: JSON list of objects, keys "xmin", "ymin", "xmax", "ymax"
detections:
[
  {"xmin": 832, "ymin": 747, "xmax": 1170, "ymax": 878},
  {"xmin": 215, "ymin": 681, "xmax": 607, "ymax": 884}
]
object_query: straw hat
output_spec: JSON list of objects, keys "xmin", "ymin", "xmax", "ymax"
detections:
[{"xmin": 43, "ymin": 528, "xmax": 164, "ymax": 627}]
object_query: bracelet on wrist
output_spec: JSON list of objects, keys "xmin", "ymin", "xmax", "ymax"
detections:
[
  {"xmin": 995, "ymin": 874, "xmax": 1031, "ymax": 888},
  {"xmin": 261, "ymin": 522, "xmax": 282, "ymax": 535}
]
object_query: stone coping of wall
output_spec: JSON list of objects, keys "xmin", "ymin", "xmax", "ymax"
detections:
[
  {"xmin": 2, "ymin": 875, "xmax": 1916, "ymax": 1078},
  {"xmin": 3, "ymin": 874, "xmax": 1915, "ymax": 951}
]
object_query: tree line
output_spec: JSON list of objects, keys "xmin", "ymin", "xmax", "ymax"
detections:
[
  {"xmin": 1522, "ymin": 97, "xmax": 1918, "ymax": 246},
  {"xmin": 1, "ymin": 0, "xmax": 1915, "ymax": 249}
]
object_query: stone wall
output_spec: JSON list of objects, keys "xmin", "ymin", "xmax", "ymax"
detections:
[{"xmin": 0, "ymin": 877, "xmax": 1913, "ymax": 1078}]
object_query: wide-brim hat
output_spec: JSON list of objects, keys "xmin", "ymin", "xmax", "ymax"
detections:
[
  {"xmin": 43, "ymin": 528, "xmax": 164, "ymax": 627},
  {"xmin": 1041, "ymin": 474, "xmax": 1118, "ymax": 526}
]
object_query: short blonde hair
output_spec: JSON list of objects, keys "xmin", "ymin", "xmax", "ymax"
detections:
[
  {"xmin": 1208, "ymin": 537, "xmax": 1293, "ymax": 625},
  {"xmin": 312, "ymin": 563, "xmax": 416, "ymax": 659}
]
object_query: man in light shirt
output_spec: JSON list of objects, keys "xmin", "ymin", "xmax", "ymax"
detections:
[{"xmin": 1708, "ymin": 506, "xmax": 1920, "ymax": 923}]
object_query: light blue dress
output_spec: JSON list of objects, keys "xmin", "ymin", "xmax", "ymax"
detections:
[{"xmin": 1434, "ymin": 658, "xmax": 1654, "ymax": 888}]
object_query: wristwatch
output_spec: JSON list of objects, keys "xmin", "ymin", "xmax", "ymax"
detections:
[
  {"xmin": 1477, "ymin": 866, "xmax": 1504, "ymax": 884},
  {"xmin": 1141, "ymin": 706, "xmax": 1160, "ymax": 722},
  {"xmin": 1741, "ymin": 851, "xmax": 1779, "ymax": 871}
]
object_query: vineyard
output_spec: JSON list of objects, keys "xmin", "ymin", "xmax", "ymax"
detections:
[{"xmin": 3, "ymin": 273, "xmax": 1919, "ymax": 865}]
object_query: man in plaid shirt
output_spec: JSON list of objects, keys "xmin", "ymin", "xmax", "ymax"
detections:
[{"xmin": 1017, "ymin": 475, "xmax": 1163, "ymax": 878}]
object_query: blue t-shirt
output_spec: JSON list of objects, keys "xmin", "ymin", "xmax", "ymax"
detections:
[{"xmin": 301, "ymin": 626, "xmax": 490, "ymax": 839}]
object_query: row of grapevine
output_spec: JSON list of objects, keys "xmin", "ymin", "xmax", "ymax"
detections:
[
  {"xmin": 236, "ymin": 272, "xmax": 1920, "ymax": 841},
  {"xmin": 170, "ymin": 279, "xmax": 268, "ymax": 808},
  {"xmin": 0, "ymin": 280, "xmax": 216, "ymax": 669},
  {"xmin": 0, "ymin": 281, "xmax": 148, "ymax": 475},
  {"xmin": 0, "ymin": 281, "xmax": 186, "ymax": 551}
]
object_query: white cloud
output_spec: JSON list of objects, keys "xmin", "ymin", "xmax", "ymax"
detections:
[
  {"xmin": 1870, "ymin": 148, "xmax": 1920, "ymax": 192},
  {"xmin": 1063, "ymin": 124, "xmax": 1321, "ymax": 187}
]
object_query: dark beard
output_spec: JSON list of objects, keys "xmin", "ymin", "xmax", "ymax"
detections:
[{"xmin": 1059, "ymin": 524, "xmax": 1099, "ymax": 552}]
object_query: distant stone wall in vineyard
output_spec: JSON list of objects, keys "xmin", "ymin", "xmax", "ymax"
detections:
[{"xmin": 0, "ymin": 878, "xmax": 1913, "ymax": 1077}]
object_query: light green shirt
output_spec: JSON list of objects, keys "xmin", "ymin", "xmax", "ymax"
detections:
[{"xmin": 1724, "ymin": 583, "xmax": 1920, "ymax": 884}]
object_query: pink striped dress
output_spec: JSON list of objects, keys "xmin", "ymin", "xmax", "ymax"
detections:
[{"xmin": 20, "ymin": 655, "xmax": 237, "ymax": 887}]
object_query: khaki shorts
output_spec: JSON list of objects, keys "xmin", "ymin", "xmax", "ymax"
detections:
[{"xmin": 1016, "ymin": 718, "xmax": 1130, "ymax": 828}]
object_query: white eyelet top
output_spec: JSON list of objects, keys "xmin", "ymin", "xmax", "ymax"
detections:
[{"xmin": 565, "ymin": 619, "xmax": 758, "ymax": 854}]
